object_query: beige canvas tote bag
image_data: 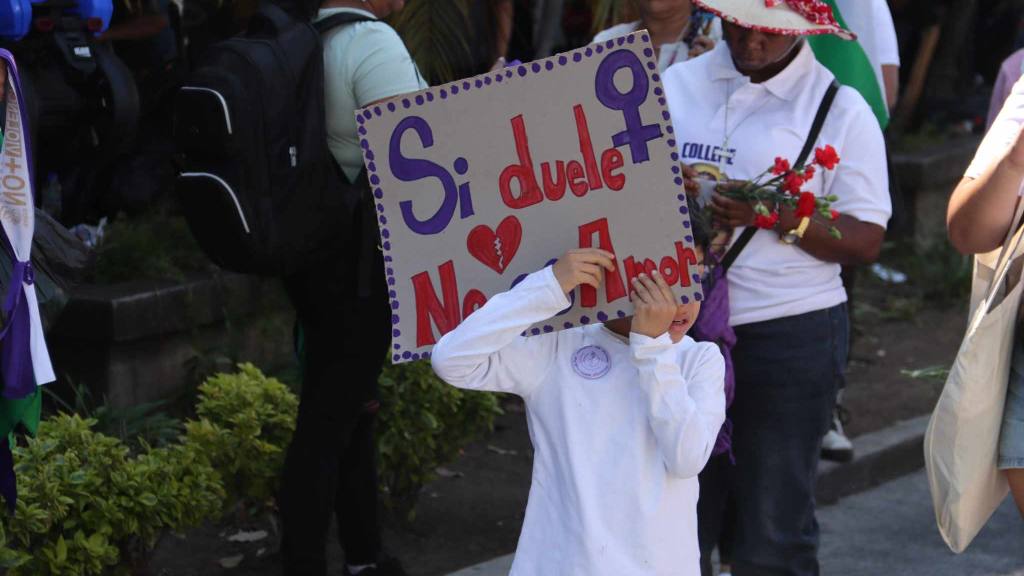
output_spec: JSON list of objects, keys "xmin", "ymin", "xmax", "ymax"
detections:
[{"xmin": 924, "ymin": 198, "xmax": 1024, "ymax": 553}]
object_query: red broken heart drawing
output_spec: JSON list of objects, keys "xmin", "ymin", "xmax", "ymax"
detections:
[{"xmin": 467, "ymin": 216, "xmax": 523, "ymax": 275}]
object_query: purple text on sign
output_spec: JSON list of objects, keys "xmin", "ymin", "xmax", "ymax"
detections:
[
  {"xmin": 594, "ymin": 50, "xmax": 662, "ymax": 164},
  {"xmin": 389, "ymin": 116, "xmax": 475, "ymax": 235}
]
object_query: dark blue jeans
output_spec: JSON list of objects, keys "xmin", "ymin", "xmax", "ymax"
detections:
[{"xmin": 698, "ymin": 304, "xmax": 848, "ymax": 576}]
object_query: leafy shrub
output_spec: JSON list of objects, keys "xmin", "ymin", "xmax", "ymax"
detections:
[
  {"xmin": 0, "ymin": 414, "xmax": 224, "ymax": 575},
  {"xmin": 185, "ymin": 363, "xmax": 299, "ymax": 507},
  {"xmin": 90, "ymin": 211, "xmax": 212, "ymax": 284},
  {"xmin": 0, "ymin": 362, "xmax": 501, "ymax": 571},
  {"xmin": 45, "ymin": 383, "xmax": 183, "ymax": 452},
  {"xmin": 377, "ymin": 360, "xmax": 502, "ymax": 517}
]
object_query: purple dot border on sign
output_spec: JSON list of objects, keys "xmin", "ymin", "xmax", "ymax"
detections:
[
  {"xmin": 352, "ymin": 32, "xmax": 690, "ymax": 359},
  {"xmin": 640, "ymin": 40, "xmax": 705, "ymax": 308}
]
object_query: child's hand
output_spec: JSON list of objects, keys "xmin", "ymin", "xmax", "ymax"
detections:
[
  {"xmin": 630, "ymin": 271, "xmax": 678, "ymax": 339},
  {"xmin": 552, "ymin": 248, "xmax": 616, "ymax": 294}
]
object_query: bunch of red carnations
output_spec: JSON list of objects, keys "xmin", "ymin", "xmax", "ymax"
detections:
[{"xmin": 721, "ymin": 144, "xmax": 844, "ymax": 239}]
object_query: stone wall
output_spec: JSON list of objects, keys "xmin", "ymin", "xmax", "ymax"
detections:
[
  {"xmin": 47, "ymin": 273, "xmax": 294, "ymax": 408},
  {"xmin": 890, "ymin": 135, "xmax": 982, "ymax": 246}
]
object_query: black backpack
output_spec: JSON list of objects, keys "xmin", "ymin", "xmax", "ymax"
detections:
[{"xmin": 172, "ymin": 4, "xmax": 372, "ymax": 276}]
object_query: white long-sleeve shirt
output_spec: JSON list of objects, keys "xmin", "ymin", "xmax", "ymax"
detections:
[{"xmin": 431, "ymin": 266, "xmax": 726, "ymax": 576}]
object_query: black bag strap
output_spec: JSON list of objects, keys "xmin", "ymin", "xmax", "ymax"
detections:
[
  {"xmin": 720, "ymin": 80, "xmax": 840, "ymax": 271},
  {"xmin": 251, "ymin": 1, "xmax": 293, "ymax": 35},
  {"xmin": 313, "ymin": 11, "xmax": 377, "ymax": 298},
  {"xmin": 313, "ymin": 11, "xmax": 375, "ymax": 34},
  {"xmin": 796, "ymin": 80, "xmax": 840, "ymax": 168}
]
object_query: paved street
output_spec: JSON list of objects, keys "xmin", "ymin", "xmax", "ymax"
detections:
[
  {"xmin": 448, "ymin": 469, "xmax": 1024, "ymax": 576},
  {"xmin": 819, "ymin": 470, "xmax": 1024, "ymax": 575}
]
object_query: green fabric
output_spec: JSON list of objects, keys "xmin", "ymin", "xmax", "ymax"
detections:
[
  {"xmin": 807, "ymin": 0, "xmax": 889, "ymax": 129},
  {"xmin": 0, "ymin": 390, "xmax": 41, "ymax": 438},
  {"xmin": 0, "ymin": 223, "xmax": 43, "ymax": 441}
]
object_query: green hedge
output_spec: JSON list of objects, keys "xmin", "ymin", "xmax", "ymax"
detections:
[
  {"xmin": 378, "ymin": 359, "xmax": 502, "ymax": 517},
  {"xmin": 0, "ymin": 415, "xmax": 224, "ymax": 574},
  {"xmin": 184, "ymin": 364, "xmax": 299, "ymax": 508},
  {"xmin": 0, "ymin": 361, "xmax": 500, "ymax": 573}
]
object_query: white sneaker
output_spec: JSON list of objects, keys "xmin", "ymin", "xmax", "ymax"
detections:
[{"xmin": 821, "ymin": 405, "xmax": 854, "ymax": 462}]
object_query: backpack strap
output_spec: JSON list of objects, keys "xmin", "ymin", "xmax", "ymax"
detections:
[
  {"xmin": 720, "ymin": 79, "xmax": 840, "ymax": 271},
  {"xmin": 313, "ymin": 11, "xmax": 375, "ymax": 34}
]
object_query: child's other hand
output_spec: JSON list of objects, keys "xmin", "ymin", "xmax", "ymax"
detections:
[
  {"xmin": 630, "ymin": 271, "xmax": 678, "ymax": 339},
  {"xmin": 552, "ymin": 248, "xmax": 616, "ymax": 294}
]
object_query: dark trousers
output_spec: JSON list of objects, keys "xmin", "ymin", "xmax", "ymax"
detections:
[
  {"xmin": 698, "ymin": 305, "xmax": 848, "ymax": 576},
  {"xmin": 279, "ymin": 257, "xmax": 391, "ymax": 576}
]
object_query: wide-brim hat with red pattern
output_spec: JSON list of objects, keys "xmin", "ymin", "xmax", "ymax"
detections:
[{"xmin": 693, "ymin": 0, "xmax": 856, "ymax": 41}]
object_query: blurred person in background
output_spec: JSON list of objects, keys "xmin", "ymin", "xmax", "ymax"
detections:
[
  {"xmin": 278, "ymin": 0, "xmax": 424, "ymax": 575},
  {"xmin": 834, "ymin": 0, "xmax": 900, "ymax": 111},
  {"xmin": 593, "ymin": 0, "xmax": 721, "ymax": 71}
]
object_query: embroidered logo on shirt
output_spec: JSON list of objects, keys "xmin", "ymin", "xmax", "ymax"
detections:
[{"xmin": 572, "ymin": 345, "xmax": 611, "ymax": 380}]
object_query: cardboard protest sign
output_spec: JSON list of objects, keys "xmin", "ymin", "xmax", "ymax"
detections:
[{"xmin": 356, "ymin": 32, "xmax": 700, "ymax": 363}]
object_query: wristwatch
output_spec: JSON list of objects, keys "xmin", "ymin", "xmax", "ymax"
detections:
[{"xmin": 781, "ymin": 217, "xmax": 811, "ymax": 245}]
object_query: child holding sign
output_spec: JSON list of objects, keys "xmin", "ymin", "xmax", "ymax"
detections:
[{"xmin": 431, "ymin": 226, "xmax": 724, "ymax": 576}]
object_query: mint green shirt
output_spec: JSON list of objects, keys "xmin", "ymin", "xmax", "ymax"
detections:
[{"xmin": 317, "ymin": 8, "xmax": 426, "ymax": 182}]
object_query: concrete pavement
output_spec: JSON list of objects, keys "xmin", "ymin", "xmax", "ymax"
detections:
[
  {"xmin": 446, "ymin": 469, "xmax": 1024, "ymax": 575},
  {"xmin": 818, "ymin": 470, "xmax": 1023, "ymax": 575}
]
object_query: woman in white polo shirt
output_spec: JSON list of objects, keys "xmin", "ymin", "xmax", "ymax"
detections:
[
  {"xmin": 663, "ymin": 0, "xmax": 891, "ymax": 574},
  {"xmin": 948, "ymin": 75, "xmax": 1024, "ymax": 520}
]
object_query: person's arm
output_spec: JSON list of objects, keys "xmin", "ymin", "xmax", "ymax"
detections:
[
  {"xmin": 872, "ymin": 0, "xmax": 901, "ymax": 111},
  {"xmin": 882, "ymin": 64, "xmax": 900, "ymax": 111},
  {"xmin": 947, "ymin": 130, "xmax": 1024, "ymax": 254},
  {"xmin": 432, "ymin": 248, "xmax": 616, "ymax": 395},
  {"xmin": 628, "ymin": 272, "xmax": 725, "ymax": 478},
  {"xmin": 782, "ymin": 210, "xmax": 885, "ymax": 265},
  {"xmin": 710, "ymin": 192, "xmax": 885, "ymax": 265},
  {"xmin": 99, "ymin": 14, "xmax": 169, "ymax": 41},
  {"xmin": 949, "ymin": 80, "xmax": 1024, "ymax": 254},
  {"xmin": 100, "ymin": 0, "xmax": 168, "ymax": 42},
  {"xmin": 493, "ymin": 0, "xmax": 514, "ymax": 61}
]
